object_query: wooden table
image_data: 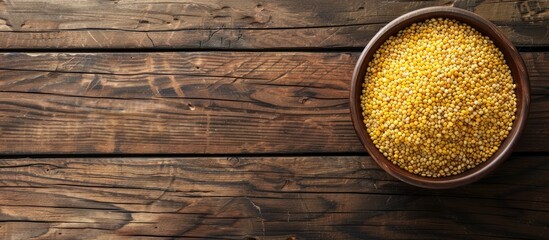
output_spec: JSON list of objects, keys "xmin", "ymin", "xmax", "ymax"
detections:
[{"xmin": 0, "ymin": 1, "xmax": 547, "ymax": 239}]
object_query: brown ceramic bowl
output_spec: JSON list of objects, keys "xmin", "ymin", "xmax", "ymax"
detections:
[{"xmin": 350, "ymin": 6, "xmax": 530, "ymax": 189}]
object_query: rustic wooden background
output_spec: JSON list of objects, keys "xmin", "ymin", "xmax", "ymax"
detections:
[{"xmin": 0, "ymin": 0, "xmax": 547, "ymax": 239}]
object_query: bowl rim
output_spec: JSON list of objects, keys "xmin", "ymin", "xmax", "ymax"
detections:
[{"xmin": 349, "ymin": 6, "xmax": 530, "ymax": 189}]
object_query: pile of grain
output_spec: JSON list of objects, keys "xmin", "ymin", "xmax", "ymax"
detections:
[{"xmin": 361, "ymin": 18, "xmax": 517, "ymax": 177}]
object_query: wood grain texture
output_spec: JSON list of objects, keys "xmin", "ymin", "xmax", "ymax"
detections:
[
  {"xmin": 0, "ymin": 0, "xmax": 547, "ymax": 49},
  {"xmin": 0, "ymin": 155, "xmax": 547, "ymax": 239},
  {"xmin": 0, "ymin": 51, "xmax": 547, "ymax": 154}
]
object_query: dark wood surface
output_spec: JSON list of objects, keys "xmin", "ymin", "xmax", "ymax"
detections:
[
  {"xmin": 0, "ymin": 155, "xmax": 547, "ymax": 239},
  {"xmin": 0, "ymin": 0, "xmax": 547, "ymax": 49},
  {"xmin": 0, "ymin": 52, "xmax": 547, "ymax": 154},
  {"xmin": 0, "ymin": 0, "xmax": 548, "ymax": 239}
]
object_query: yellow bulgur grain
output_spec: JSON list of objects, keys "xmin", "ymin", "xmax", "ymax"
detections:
[{"xmin": 360, "ymin": 18, "xmax": 517, "ymax": 177}]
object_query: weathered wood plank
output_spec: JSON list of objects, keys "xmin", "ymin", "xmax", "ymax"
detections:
[
  {"xmin": 0, "ymin": 0, "xmax": 547, "ymax": 49},
  {"xmin": 0, "ymin": 52, "xmax": 547, "ymax": 154},
  {"xmin": 0, "ymin": 155, "xmax": 547, "ymax": 239}
]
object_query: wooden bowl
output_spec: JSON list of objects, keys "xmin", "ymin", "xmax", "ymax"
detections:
[{"xmin": 349, "ymin": 7, "xmax": 530, "ymax": 189}]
